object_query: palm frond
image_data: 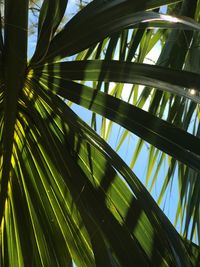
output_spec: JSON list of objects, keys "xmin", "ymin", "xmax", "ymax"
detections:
[{"xmin": 0, "ymin": 0, "xmax": 200, "ymax": 266}]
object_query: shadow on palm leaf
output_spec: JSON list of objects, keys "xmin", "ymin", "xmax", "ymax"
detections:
[{"xmin": 16, "ymin": 62, "xmax": 196, "ymax": 266}]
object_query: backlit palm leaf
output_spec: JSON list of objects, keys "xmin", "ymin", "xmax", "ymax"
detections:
[{"xmin": 0, "ymin": 0, "xmax": 200, "ymax": 266}]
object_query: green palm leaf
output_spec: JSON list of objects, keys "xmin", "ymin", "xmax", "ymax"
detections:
[{"xmin": 0, "ymin": 0, "xmax": 200, "ymax": 266}]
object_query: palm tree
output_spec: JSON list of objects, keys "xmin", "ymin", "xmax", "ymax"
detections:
[{"xmin": 0, "ymin": 0, "xmax": 200, "ymax": 266}]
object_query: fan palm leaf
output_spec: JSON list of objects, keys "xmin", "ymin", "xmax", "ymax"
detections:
[{"xmin": 0, "ymin": 0, "xmax": 200, "ymax": 266}]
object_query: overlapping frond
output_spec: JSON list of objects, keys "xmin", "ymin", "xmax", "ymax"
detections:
[{"xmin": 0, "ymin": 0, "xmax": 200, "ymax": 266}]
